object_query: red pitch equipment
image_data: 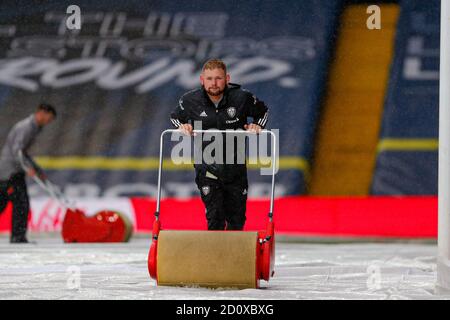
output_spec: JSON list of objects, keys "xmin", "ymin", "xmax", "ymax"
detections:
[{"xmin": 31, "ymin": 175, "xmax": 132, "ymax": 243}]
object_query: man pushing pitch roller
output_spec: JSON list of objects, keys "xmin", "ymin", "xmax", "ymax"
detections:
[{"xmin": 148, "ymin": 59, "xmax": 274, "ymax": 288}]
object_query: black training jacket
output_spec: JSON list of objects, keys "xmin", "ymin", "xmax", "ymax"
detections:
[{"xmin": 170, "ymin": 83, "xmax": 269, "ymax": 182}]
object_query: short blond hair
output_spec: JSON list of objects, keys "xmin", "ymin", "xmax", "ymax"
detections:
[{"xmin": 202, "ymin": 59, "xmax": 227, "ymax": 74}]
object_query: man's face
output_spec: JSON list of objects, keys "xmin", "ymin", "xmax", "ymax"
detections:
[
  {"xmin": 35, "ymin": 111, "xmax": 55, "ymax": 126},
  {"xmin": 200, "ymin": 68, "xmax": 229, "ymax": 97}
]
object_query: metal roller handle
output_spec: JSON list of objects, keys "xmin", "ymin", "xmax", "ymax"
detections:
[{"xmin": 155, "ymin": 129, "xmax": 277, "ymax": 222}]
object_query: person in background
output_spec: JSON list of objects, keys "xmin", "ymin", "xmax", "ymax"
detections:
[{"xmin": 0, "ymin": 104, "xmax": 57, "ymax": 243}]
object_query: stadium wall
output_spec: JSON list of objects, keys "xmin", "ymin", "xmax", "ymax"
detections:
[{"xmin": 0, "ymin": 197, "xmax": 437, "ymax": 238}]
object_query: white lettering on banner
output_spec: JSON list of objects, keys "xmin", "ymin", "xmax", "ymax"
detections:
[
  {"xmin": 407, "ymin": 36, "xmax": 440, "ymax": 56},
  {"xmin": 2, "ymin": 10, "xmax": 316, "ymax": 58},
  {"xmin": 228, "ymin": 57, "xmax": 291, "ymax": 85},
  {"xmin": 28, "ymin": 183, "xmax": 287, "ymax": 198},
  {"xmin": 97, "ymin": 58, "xmax": 171, "ymax": 89},
  {"xmin": 0, "ymin": 10, "xmax": 314, "ymax": 92},
  {"xmin": 0, "ymin": 58, "xmax": 57, "ymax": 91},
  {"xmin": 65, "ymin": 184, "xmax": 101, "ymax": 198},
  {"xmin": 0, "ymin": 56, "xmax": 298, "ymax": 92},
  {"xmin": 136, "ymin": 59, "xmax": 197, "ymax": 92},
  {"xmin": 102, "ymin": 183, "xmax": 162, "ymax": 198},
  {"xmin": 403, "ymin": 58, "xmax": 439, "ymax": 80},
  {"xmin": 403, "ymin": 36, "xmax": 439, "ymax": 81},
  {"xmin": 44, "ymin": 11, "xmax": 229, "ymax": 39},
  {"xmin": 41, "ymin": 58, "xmax": 111, "ymax": 87}
]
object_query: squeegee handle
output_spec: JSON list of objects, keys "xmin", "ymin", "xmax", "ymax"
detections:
[
  {"xmin": 155, "ymin": 129, "xmax": 277, "ymax": 222},
  {"xmin": 18, "ymin": 150, "xmax": 72, "ymax": 209},
  {"xmin": 32, "ymin": 175, "xmax": 75, "ymax": 210}
]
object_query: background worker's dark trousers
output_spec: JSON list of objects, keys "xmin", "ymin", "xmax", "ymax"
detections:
[{"xmin": 0, "ymin": 172, "xmax": 30, "ymax": 241}]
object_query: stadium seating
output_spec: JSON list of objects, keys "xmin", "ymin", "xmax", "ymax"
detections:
[
  {"xmin": 0, "ymin": 0, "xmax": 343, "ymax": 197},
  {"xmin": 371, "ymin": 0, "xmax": 439, "ymax": 195},
  {"xmin": 309, "ymin": 4, "xmax": 399, "ymax": 195},
  {"xmin": 0, "ymin": 0, "xmax": 441, "ymax": 198}
]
